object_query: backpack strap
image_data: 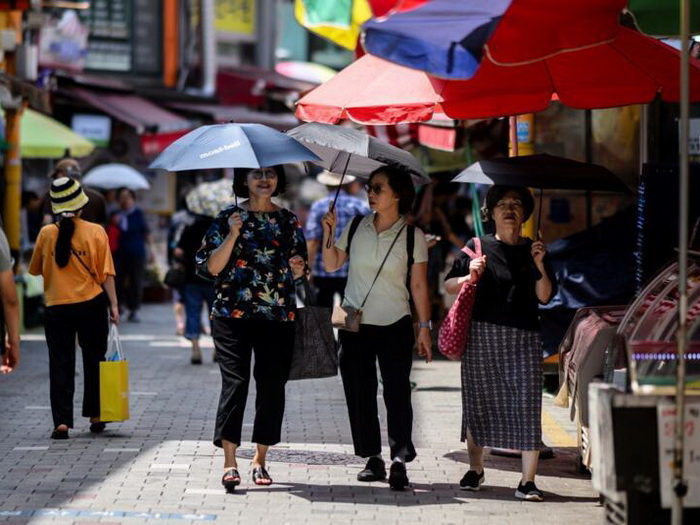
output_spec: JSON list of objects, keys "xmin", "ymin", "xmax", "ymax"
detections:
[
  {"xmin": 406, "ymin": 224, "xmax": 415, "ymax": 292},
  {"xmin": 345, "ymin": 215, "xmax": 364, "ymax": 254}
]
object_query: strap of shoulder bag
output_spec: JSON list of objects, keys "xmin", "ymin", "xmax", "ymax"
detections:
[
  {"xmin": 359, "ymin": 223, "xmax": 406, "ymax": 309},
  {"xmin": 461, "ymin": 236, "xmax": 482, "ymax": 259}
]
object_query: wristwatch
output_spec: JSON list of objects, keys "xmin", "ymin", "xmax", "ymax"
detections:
[{"xmin": 419, "ymin": 320, "xmax": 433, "ymax": 331}]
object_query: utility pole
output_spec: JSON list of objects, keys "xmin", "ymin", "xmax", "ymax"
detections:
[
  {"xmin": 0, "ymin": 9, "xmax": 23, "ymax": 254},
  {"xmin": 256, "ymin": 0, "xmax": 276, "ymax": 70}
]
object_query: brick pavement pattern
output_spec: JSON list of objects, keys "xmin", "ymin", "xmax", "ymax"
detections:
[{"xmin": 0, "ymin": 304, "xmax": 602, "ymax": 524}]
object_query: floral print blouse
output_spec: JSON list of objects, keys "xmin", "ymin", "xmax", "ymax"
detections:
[{"xmin": 196, "ymin": 205, "xmax": 308, "ymax": 322}]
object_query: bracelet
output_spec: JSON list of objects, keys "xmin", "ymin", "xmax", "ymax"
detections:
[{"xmin": 418, "ymin": 320, "xmax": 433, "ymax": 330}]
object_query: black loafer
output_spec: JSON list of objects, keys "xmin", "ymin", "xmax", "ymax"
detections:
[
  {"xmin": 357, "ymin": 457, "xmax": 386, "ymax": 482},
  {"xmin": 50, "ymin": 428, "xmax": 69, "ymax": 440},
  {"xmin": 89, "ymin": 422, "xmax": 106, "ymax": 434},
  {"xmin": 388, "ymin": 461, "xmax": 409, "ymax": 490}
]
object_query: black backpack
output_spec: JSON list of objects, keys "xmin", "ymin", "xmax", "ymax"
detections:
[{"xmin": 345, "ymin": 215, "xmax": 415, "ymax": 293}]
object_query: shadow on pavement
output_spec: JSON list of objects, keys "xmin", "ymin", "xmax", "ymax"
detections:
[{"xmin": 444, "ymin": 447, "xmax": 591, "ymax": 481}]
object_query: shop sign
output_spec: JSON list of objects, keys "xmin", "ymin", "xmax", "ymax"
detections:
[
  {"xmin": 689, "ymin": 118, "xmax": 700, "ymax": 159},
  {"xmin": 71, "ymin": 114, "xmax": 111, "ymax": 147},
  {"xmin": 38, "ymin": 10, "xmax": 88, "ymax": 72},
  {"xmin": 140, "ymin": 130, "xmax": 189, "ymax": 157},
  {"xmin": 215, "ymin": 0, "xmax": 256, "ymax": 42},
  {"xmin": 657, "ymin": 400, "xmax": 700, "ymax": 508}
]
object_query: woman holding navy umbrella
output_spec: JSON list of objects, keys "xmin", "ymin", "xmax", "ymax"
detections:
[{"xmin": 196, "ymin": 166, "xmax": 308, "ymax": 491}]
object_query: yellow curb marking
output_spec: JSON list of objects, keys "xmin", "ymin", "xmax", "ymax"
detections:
[{"xmin": 542, "ymin": 408, "xmax": 577, "ymax": 447}]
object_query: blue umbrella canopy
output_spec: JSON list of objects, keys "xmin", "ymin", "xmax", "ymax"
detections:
[{"xmin": 149, "ymin": 123, "xmax": 320, "ymax": 171}]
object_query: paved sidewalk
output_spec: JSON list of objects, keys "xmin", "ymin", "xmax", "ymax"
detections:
[{"xmin": 0, "ymin": 304, "xmax": 602, "ymax": 524}]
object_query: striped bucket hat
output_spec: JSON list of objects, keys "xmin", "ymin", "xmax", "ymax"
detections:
[{"xmin": 50, "ymin": 177, "xmax": 89, "ymax": 215}]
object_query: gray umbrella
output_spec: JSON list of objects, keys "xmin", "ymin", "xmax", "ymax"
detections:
[{"xmin": 287, "ymin": 122, "xmax": 429, "ymax": 186}]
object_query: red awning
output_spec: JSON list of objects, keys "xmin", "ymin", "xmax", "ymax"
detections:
[
  {"xmin": 217, "ymin": 66, "xmax": 316, "ymax": 106},
  {"xmin": 165, "ymin": 102, "xmax": 300, "ymax": 131},
  {"xmin": 69, "ymin": 88, "xmax": 192, "ymax": 135}
]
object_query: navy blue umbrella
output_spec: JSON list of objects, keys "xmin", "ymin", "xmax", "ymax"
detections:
[{"xmin": 149, "ymin": 123, "xmax": 320, "ymax": 172}]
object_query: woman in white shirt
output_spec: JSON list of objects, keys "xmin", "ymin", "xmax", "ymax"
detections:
[{"xmin": 322, "ymin": 166, "xmax": 432, "ymax": 490}]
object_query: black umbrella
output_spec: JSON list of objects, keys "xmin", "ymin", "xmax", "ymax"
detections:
[
  {"xmin": 451, "ymin": 154, "xmax": 630, "ymax": 193},
  {"xmin": 452, "ymin": 153, "xmax": 631, "ymax": 235}
]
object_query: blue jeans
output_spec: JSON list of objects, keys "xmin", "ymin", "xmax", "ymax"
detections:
[{"xmin": 183, "ymin": 282, "xmax": 214, "ymax": 340}]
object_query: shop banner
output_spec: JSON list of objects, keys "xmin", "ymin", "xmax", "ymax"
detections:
[
  {"xmin": 215, "ymin": 0, "xmax": 256, "ymax": 41},
  {"xmin": 38, "ymin": 10, "xmax": 88, "ymax": 72},
  {"xmin": 657, "ymin": 400, "xmax": 700, "ymax": 508}
]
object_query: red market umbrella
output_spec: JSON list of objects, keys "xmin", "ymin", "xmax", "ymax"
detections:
[
  {"xmin": 363, "ymin": 0, "xmax": 627, "ymax": 80},
  {"xmin": 296, "ymin": 27, "xmax": 700, "ymax": 124}
]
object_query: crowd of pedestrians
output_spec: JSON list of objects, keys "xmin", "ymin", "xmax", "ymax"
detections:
[{"xmin": 1, "ymin": 159, "xmax": 555, "ymax": 502}]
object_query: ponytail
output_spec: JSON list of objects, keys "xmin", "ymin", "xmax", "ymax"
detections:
[{"xmin": 55, "ymin": 217, "xmax": 75, "ymax": 268}]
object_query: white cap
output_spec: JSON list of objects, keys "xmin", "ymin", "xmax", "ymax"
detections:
[{"xmin": 316, "ymin": 170, "xmax": 356, "ymax": 187}]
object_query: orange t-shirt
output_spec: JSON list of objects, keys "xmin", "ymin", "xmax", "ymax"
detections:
[{"xmin": 29, "ymin": 219, "xmax": 116, "ymax": 306}]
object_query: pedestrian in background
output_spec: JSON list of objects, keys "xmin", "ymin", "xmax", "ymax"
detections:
[
  {"xmin": 29, "ymin": 178, "xmax": 119, "ymax": 439},
  {"xmin": 322, "ymin": 166, "xmax": 432, "ymax": 491},
  {"xmin": 175, "ymin": 210, "xmax": 214, "ymax": 365},
  {"xmin": 305, "ymin": 171, "xmax": 369, "ymax": 307},
  {"xmin": 0, "ymin": 226, "xmax": 20, "ymax": 375},
  {"xmin": 444, "ymin": 185, "xmax": 555, "ymax": 502},
  {"xmin": 114, "ymin": 188, "xmax": 151, "ymax": 323},
  {"xmin": 196, "ymin": 166, "xmax": 307, "ymax": 491}
]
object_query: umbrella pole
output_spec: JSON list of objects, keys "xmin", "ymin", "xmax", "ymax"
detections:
[
  {"xmin": 326, "ymin": 153, "xmax": 352, "ymax": 249},
  {"xmin": 672, "ymin": 0, "xmax": 691, "ymax": 522},
  {"xmin": 536, "ymin": 188, "xmax": 543, "ymax": 238}
]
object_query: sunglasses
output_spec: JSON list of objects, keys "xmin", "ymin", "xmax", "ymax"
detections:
[
  {"xmin": 365, "ymin": 183, "xmax": 385, "ymax": 195},
  {"xmin": 250, "ymin": 169, "xmax": 278, "ymax": 180}
]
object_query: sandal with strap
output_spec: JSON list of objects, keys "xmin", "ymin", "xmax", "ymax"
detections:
[
  {"xmin": 222, "ymin": 468, "xmax": 241, "ymax": 492},
  {"xmin": 251, "ymin": 466, "xmax": 273, "ymax": 486}
]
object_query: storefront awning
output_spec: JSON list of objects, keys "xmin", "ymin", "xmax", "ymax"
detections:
[
  {"xmin": 165, "ymin": 102, "xmax": 299, "ymax": 131},
  {"xmin": 1, "ymin": 107, "xmax": 95, "ymax": 158},
  {"xmin": 69, "ymin": 88, "xmax": 192, "ymax": 134}
]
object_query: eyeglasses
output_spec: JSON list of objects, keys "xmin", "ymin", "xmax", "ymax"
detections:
[
  {"xmin": 250, "ymin": 169, "xmax": 278, "ymax": 180},
  {"xmin": 365, "ymin": 183, "xmax": 385, "ymax": 195},
  {"xmin": 495, "ymin": 199, "xmax": 524, "ymax": 209}
]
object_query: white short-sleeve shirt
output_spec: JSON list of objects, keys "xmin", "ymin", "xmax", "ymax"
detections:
[{"xmin": 335, "ymin": 213, "xmax": 428, "ymax": 326}]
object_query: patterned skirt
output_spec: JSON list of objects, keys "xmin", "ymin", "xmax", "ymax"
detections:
[{"xmin": 461, "ymin": 321, "xmax": 543, "ymax": 450}]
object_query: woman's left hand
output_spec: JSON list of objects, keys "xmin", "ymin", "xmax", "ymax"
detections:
[
  {"xmin": 531, "ymin": 233, "xmax": 547, "ymax": 265},
  {"xmin": 289, "ymin": 255, "xmax": 306, "ymax": 279},
  {"xmin": 416, "ymin": 329, "xmax": 433, "ymax": 363}
]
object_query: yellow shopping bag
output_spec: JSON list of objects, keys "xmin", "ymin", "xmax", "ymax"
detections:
[
  {"xmin": 99, "ymin": 323, "xmax": 129, "ymax": 421},
  {"xmin": 100, "ymin": 360, "xmax": 129, "ymax": 421}
]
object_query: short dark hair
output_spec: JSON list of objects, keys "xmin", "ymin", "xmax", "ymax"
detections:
[
  {"xmin": 370, "ymin": 166, "xmax": 415, "ymax": 215},
  {"xmin": 233, "ymin": 166, "xmax": 286, "ymax": 199},
  {"xmin": 482, "ymin": 185, "xmax": 535, "ymax": 222},
  {"xmin": 117, "ymin": 187, "xmax": 136, "ymax": 200}
]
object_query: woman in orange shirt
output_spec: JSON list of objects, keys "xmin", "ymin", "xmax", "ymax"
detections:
[{"xmin": 29, "ymin": 177, "xmax": 119, "ymax": 439}]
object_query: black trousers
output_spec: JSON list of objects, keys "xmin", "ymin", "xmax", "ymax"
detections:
[
  {"xmin": 116, "ymin": 255, "xmax": 145, "ymax": 312},
  {"xmin": 312, "ymin": 276, "xmax": 347, "ymax": 308},
  {"xmin": 339, "ymin": 315, "xmax": 417, "ymax": 462},
  {"xmin": 212, "ymin": 317, "xmax": 295, "ymax": 448},
  {"xmin": 44, "ymin": 293, "xmax": 109, "ymax": 428}
]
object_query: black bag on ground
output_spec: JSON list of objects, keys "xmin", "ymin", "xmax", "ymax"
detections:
[{"xmin": 289, "ymin": 281, "xmax": 338, "ymax": 380}]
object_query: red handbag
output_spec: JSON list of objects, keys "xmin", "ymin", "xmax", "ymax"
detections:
[{"xmin": 438, "ymin": 238, "xmax": 482, "ymax": 361}]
